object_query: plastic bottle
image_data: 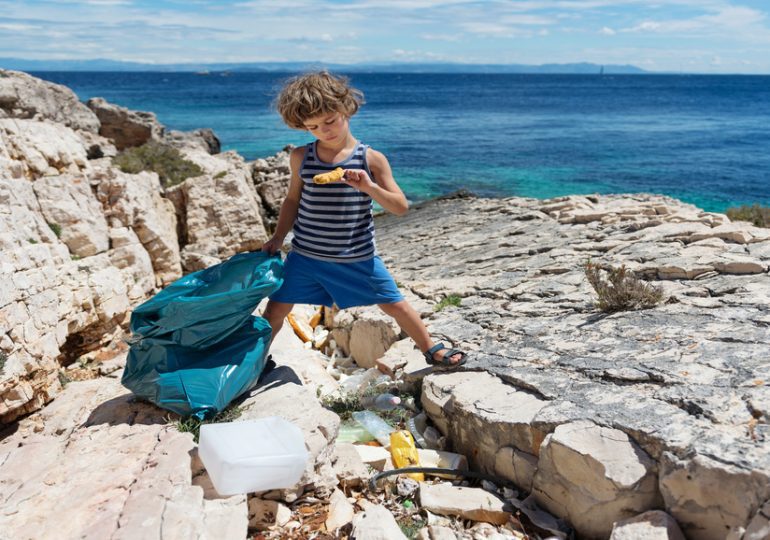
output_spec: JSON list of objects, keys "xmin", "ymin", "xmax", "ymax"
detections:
[
  {"xmin": 352, "ymin": 410, "xmax": 395, "ymax": 447},
  {"xmin": 336, "ymin": 422, "xmax": 376, "ymax": 444},
  {"xmin": 389, "ymin": 430, "xmax": 425, "ymax": 481},
  {"xmin": 361, "ymin": 393, "xmax": 401, "ymax": 411},
  {"xmin": 338, "ymin": 368, "xmax": 382, "ymax": 395},
  {"xmin": 406, "ymin": 412, "xmax": 428, "ymax": 449}
]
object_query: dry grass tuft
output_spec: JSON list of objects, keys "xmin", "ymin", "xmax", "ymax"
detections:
[{"xmin": 585, "ymin": 261, "xmax": 663, "ymax": 313}]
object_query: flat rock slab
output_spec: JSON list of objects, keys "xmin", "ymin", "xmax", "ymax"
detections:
[
  {"xmin": 419, "ymin": 482, "xmax": 510, "ymax": 525},
  {"xmin": 375, "ymin": 193, "xmax": 770, "ymax": 539},
  {"xmin": 0, "ymin": 378, "xmax": 247, "ymax": 540}
]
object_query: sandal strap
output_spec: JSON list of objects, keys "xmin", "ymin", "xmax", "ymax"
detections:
[{"xmin": 426, "ymin": 343, "xmax": 446, "ymax": 356}]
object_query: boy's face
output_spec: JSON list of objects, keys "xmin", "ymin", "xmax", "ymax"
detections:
[{"xmin": 302, "ymin": 111, "xmax": 349, "ymax": 143}]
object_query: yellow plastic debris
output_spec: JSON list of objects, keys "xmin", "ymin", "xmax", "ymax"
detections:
[
  {"xmin": 309, "ymin": 306, "xmax": 323, "ymax": 329},
  {"xmin": 389, "ymin": 430, "xmax": 424, "ymax": 481},
  {"xmin": 286, "ymin": 313, "xmax": 312, "ymax": 343}
]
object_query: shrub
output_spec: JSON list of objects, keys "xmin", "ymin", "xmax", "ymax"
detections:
[
  {"xmin": 58, "ymin": 370, "xmax": 72, "ymax": 388},
  {"xmin": 0, "ymin": 351, "xmax": 6, "ymax": 374},
  {"xmin": 173, "ymin": 405, "xmax": 242, "ymax": 443},
  {"xmin": 113, "ymin": 140, "xmax": 204, "ymax": 188},
  {"xmin": 585, "ymin": 261, "xmax": 663, "ymax": 313},
  {"xmin": 321, "ymin": 392, "xmax": 362, "ymax": 422},
  {"xmin": 726, "ymin": 204, "xmax": 770, "ymax": 228},
  {"xmin": 434, "ymin": 294, "xmax": 462, "ymax": 312},
  {"xmin": 48, "ymin": 222, "xmax": 62, "ymax": 238}
]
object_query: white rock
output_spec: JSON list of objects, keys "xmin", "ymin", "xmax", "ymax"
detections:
[
  {"xmin": 419, "ymin": 482, "xmax": 510, "ymax": 525},
  {"xmin": 248, "ymin": 498, "xmax": 292, "ymax": 530},
  {"xmin": 610, "ymin": 510, "xmax": 686, "ymax": 540},
  {"xmin": 659, "ymin": 452, "xmax": 770, "ymax": 540},
  {"xmin": 350, "ymin": 503, "xmax": 407, "ymax": 540},
  {"xmin": 325, "ymin": 488, "xmax": 355, "ymax": 532},
  {"xmin": 332, "ymin": 442, "xmax": 371, "ymax": 488},
  {"xmin": 533, "ymin": 420, "xmax": 660, "ymax": 539}
]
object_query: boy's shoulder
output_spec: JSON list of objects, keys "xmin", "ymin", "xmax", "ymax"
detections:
[
  {"xmin": 289, "ymin": 144, "xmax": 309, "ymax": 159},
  {"xmin": 364, "ymin": 147, "xmax": 389, "ymax": 167}
]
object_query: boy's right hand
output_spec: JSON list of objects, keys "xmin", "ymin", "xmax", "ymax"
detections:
[{"xmin": 261, "ymin": 235, "xmax": 284, "ymax": 255}]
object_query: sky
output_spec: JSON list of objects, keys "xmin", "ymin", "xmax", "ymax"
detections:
[{"xmin": 2, "ymin": 0, "xmax": 770, "ymax": 73}]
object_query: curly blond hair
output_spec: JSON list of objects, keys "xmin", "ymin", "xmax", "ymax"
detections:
[{"xmin": 275, "ymin": 71, "xmax": 365, "ymax": 130}]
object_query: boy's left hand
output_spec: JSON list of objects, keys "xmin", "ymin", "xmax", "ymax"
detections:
[{"xmin": 343, "ymin": 169, "xmax": 376, "ymax": 193}]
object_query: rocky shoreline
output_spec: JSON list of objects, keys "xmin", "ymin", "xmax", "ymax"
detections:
[{"xmin": 1, "ymin": 69, "xmax": 769, "ymax": 539}]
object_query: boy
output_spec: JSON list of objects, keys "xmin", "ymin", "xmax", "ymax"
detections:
[{"xmin": 261, "ymin": 71, "xmax": 465, "ymax": 369}]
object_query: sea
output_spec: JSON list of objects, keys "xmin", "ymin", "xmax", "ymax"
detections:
[{"xmin": 31, "ymin": 71, "xmax": 770, "ymax": 213}]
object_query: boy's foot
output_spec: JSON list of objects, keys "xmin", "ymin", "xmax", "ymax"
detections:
[
  {"xmin": 424, "ymin": 343, "xmax": 467, "ymax": 369},
  {"xmin": 432, "ymin": 348, "xmax": 464, "ymax": 365}
]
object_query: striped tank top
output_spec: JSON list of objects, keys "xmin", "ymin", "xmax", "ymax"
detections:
[{"xmin": 291, "ymin": 140, "xmax": 376, "ymax": 263}]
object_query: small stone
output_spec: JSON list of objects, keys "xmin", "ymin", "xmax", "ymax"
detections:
[
  {"xmin": 351, "ymin": 504, "xmax": 408, "ymax": 540},
  {"xmin": 397, "ymin": 477, "xmax": 420, "ymax": 497},
  {"xmin": 325, "ymin": 488, "xmax": 355, "ymax": 532}
]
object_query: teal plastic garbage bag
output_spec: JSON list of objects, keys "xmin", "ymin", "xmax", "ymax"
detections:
[{"xmin": 122, "ymin": 251, "xmax": 284, "ymax": 419}]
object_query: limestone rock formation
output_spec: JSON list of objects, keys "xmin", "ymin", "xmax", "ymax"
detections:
[
  {"xmin": 533, "ymin": 420, "xmax": 660, "ymax": 538},
  {"xmin": 87, "ymin": 96, "xmax": 165, "ymax": 150},
  {"xmin": 0, "ymin": 72, "xmax": 256, "ymax": 424},
  {"xmin": 0, "ymin": 118, "xmax": 88, "ymax": 179},
  {"xmin": 251, "ymin": 145, "xmax": 292, "ymax": 232},
  {"xmin": 374, "ymin": 193, "xmax": 770, "ymax": 539},
  {"xmin": 93, "ymin": 165, "xmax": 182, "ymax": 285},
  {"xmin": 165, "ymin": 127, "xmax": 221, "ymax": 154},
  {"xmin": 0, "ymin": 69, "xmax": 100, "ymax": 132},
  {"xmin": 165, "ymin": 147, "xmax": 269, "ymax": 271}
]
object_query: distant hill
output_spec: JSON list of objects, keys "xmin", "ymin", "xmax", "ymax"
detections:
[{"xmin": 0, "ymin": 58, "xmax": 648, "ymax": 74}]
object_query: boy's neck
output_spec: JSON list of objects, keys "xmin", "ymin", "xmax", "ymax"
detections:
[{"xmin": 316, "ymin": 132, "xmax": 356, "ymax": 153}]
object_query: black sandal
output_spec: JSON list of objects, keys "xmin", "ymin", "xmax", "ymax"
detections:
[{"xmin": 424, "ymin": 342, "xmax": 466, "ymax": 370}]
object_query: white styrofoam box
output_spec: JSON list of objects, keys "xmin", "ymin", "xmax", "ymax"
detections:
[{"xmin": 198, "ymin": 416, "xmax": 309, "ymax": 496}]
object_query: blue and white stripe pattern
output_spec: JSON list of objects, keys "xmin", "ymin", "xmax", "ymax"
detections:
[{"xmin": 291, "ymin": 140, "xmax": 376, "ymax": 262}]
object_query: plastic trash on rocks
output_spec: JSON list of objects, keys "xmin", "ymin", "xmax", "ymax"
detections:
[
  {"xmin": 389, "ymin": 430, "xmax": 424, "ymax": 481},
  {"xmin": 121, "ymin": 251, "xmax": 283, "ymax": 419},
  {"xmin": 361, "ymin": 392, "xmax": 401, "ymax": 411},
  {"xmin": 417, "ymin": 448, "xmax": 468, "ymax": 478},
  {"xmin": 406, "ymin": 412, "xmax": 428, "ymax": 448},
  {"xmin": 198, "ymin": 416, "xmax": 309, "ymax": 496},
  {"xmin": 337, "ymin": 421, "xmax": 376, "ymax": 444},
  {"xmin": 352, "ymin": 410, "xmax": 395, "ymax": 447},
  {"xmin": 338, "ymin": 368, "xmax": 387, "ymax": 395}
]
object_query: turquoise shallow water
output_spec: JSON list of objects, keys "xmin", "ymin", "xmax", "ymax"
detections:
[{"xmin": 33, "ymin": 71, "xmax": 770, "ymax": 213}]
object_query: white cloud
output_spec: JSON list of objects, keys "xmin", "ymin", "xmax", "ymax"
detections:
[
  {"xmin": 420, "ymin": 33, "xmax": 461, "ymax": 41},
  {"xmin": 0, "ymin": 22, "xmax": 38, "ymax": 31},
  {"xmin": 3, "ymin": 0, "xmax": 770, "ymax": 72}
]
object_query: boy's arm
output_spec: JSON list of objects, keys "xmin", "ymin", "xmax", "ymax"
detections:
[
  {"xmin": 262, "ymin": 147, "xmax": 304, "ymax": 254},
  {"xmin": 346, "ymin": 149, "xmax": 408, "ymax": 216}
]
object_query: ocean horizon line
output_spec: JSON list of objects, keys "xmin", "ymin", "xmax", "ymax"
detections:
[{"xmin": 7, "ymin": 57, "xmax": 770, "ymax": 76}]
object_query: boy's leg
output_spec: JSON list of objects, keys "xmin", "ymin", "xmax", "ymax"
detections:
[
  {"xmin": 262, "ymin": 300, "xmax": 295, "ymax": 344},
  {"xmin": 378, "ymin": 300, "xmax": 463, "ymax": 365}
]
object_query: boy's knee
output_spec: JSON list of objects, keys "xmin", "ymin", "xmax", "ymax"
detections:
[
  {"xmin": 379, "ymin": 300, "xmax": 408, "ymax": 314},
  {"xmin": 263, "ymin": 301, "xmax": 293, "ymax": 324}
]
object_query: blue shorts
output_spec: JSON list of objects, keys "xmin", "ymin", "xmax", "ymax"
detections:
[{"xmin": 269, "ymin": 251, "xmax": 404, "ymax": 309}]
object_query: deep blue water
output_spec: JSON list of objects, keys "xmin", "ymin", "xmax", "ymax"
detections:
[{"xmin": 32, "ymin": 71, "xmax": 770, "ymax": 212}]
